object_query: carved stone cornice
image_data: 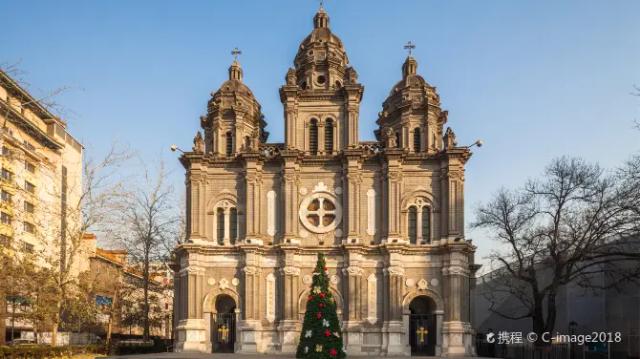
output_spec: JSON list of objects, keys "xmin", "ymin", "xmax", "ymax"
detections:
[
  {"xmin": 242, "ymin": 266, "xmax": 260, "ymax": 275},
  {"xmin": 343, "ymin": 266, "xmax": 364, "ymax": 276},
  {"xmin": 384, "ymin": 266, "xmax": 405, "ymax": 276},
  {"xmin": 281, "ymin": 266, "xmax": 301, "ymax": 276}
]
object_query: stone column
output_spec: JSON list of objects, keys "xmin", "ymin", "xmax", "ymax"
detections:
[
  {"xmin": 281, "ymin": 154, "xmax": 298, "ymax": 243},
  {"xmin": 318, "ymin": 121, "xmax": 325, "ymax": 153},
  {"xmin": 383, "ymin": 265, "xmax": 406, "ymax": 355},
  {"xmin": 386, "ymin": 170, "xmax": 402, "ymax": 241},
  {"xmin": 242, "ymin": 266, "xmax": 260, "ymax": 321},
  {"xmin": 442, "ymin": 264, "xmax": 468, "ymax": 356},
  {"xmin": 244, "ymin": 161, "xmax": 263, "ymax": 243},
  {"xmin": 223, "ymin": 208, "xmax": 231, "ymax": 244},
  {"xmin": 279, "ymin": 264, "xmax": 300, "ymax": 353},
  {"xmin": 344, "ymin": 265, "xmax": 364, "ymax": 354},
  {"xmin": 435, "ymin": 309, "xmax": 444, "ymax": 356},
  {"xmin": 345, "ymin": 266, "xmax": 363, "ymax": 321},
  {"xmin": 174, "ymin": 266, "xmax": 207, "ymax": 352},
  {"xmin": 416, "ymin": 207, "xmax": 423, "ymax": 242},
  {"xmin": 282, "ymin": 266, "xmax": 300, "ymax": 320}
]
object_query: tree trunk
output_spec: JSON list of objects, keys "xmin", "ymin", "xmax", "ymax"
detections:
[
  {"xmin": 143, "ymin": 248, "xmax": 150, "ymax": 341},
  {"xmin": 51, "ymin": 322, "xmax": 58, "ymax": 346},
  {"xmin": 0, "ymin": 296, "xmax": 6, "ymax": 345}
]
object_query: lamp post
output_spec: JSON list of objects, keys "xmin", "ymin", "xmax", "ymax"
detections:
[
  {"xmin": 463, "ymin": 139, "xmax": 484, "ymax": 149},
  {"xmin": 569, "ymin": 321, "xmax": 578, "ymax": 359},
  {"xmin": 170, "ymin": 144, "xmax": 185, "ymax": 154}
]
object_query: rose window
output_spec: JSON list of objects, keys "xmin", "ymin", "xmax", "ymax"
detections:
[{"xmin": 299, "ymin": 193, "xmax": 342, "ymax": 234}]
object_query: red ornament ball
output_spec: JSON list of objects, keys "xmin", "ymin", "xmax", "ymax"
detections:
[
  {"xmin": 319, "ymin": 292, "xmax": 326, "ymax": 298},
  {"xmin": 329, "ymin": 348, "xmax": 338, "ymax": 357},
  {"xmin": 316, "ymin": 312, "xmax": 322, "ymax": 319},
  {"xmin": 325, "ymin": 329, "xmax": 331, "ymax": 337},
  {"xmin": 319, "ymin": 303, "xmax": 325, "ymax": 308}
]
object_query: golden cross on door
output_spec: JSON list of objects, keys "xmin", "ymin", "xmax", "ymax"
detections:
[
  {"xmin": 218, "ymin": 324, "xmax": 229, "ymax": 342},
  {"xmin": 404, "ymin": 41, "xmax": 416, "ymax": 56},
  {"xmin": 416, "ymin": 326, "xmax": 428, "ymax": 343}
]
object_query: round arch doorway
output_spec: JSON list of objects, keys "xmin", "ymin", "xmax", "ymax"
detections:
[
  {"xmin": 210, "ymin": 294, "xmax": 236, "ymax": 353},
  {"xmin": 409, "ymin": 295, "xmax": 437, "ymax": 356}
]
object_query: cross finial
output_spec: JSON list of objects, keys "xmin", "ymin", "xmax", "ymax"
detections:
[
  {"xmin": 318, "ymin": 0, "xmax": 324, "ymax": 10},
  {"xmin": 231, "ymin": 47, "xmax": 242, "ymax": 61},
  {"xmin": 404, "ymin": 41, "xmax": 416, "ymax": 56}
]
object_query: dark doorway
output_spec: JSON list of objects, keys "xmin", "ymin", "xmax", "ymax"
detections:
[
  {"xmin": 409, "ymin": 296, "xmax": 437, "ymax": 356},
  {"xmin": 210, "ymin": 294, "xmax": 236, "ymax": 353}
]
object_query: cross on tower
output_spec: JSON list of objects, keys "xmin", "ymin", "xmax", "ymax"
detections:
[
  {"xmin": 318, "ymin": 0, "xmax": 324, "ymax": 9},
  {"xmin": 404, "ymin": 41, "xmax": 416, "ymax": 56},
  {"xmin": 231, "ymin": 47, "xmax": 242, "ymax": 61}
]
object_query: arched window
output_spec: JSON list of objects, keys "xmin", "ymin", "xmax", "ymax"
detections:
[
  {"xmin": 325, "ymin": 119, "xmax": 334, "ymax": 153},
  {"xmin": 413, "ymin": 128, "xmax": 421, "ymax": 153},
  {"xmin": 225, "ymin": 132, "xmax": 233, "ymax": 156},
  {"xmin": 309, "ymin": 119, "xmax": 318, "ymax": 155},
  {"xmin": 230, "ymin": 208, "xmax": 238, "ymax": 244},
  {"xmin": 422, "ymin": 207, "xmax": 431, "ymax": 243},
  {"xmin": 216, "ymin": 208, "xmax": 225, "ymax": 244},
  {"xmin": 395, "ymin": 132, "xmax": 401, "ymax": 148},
  {"xmin": 408, "ymin": 206, "xmax": 417, "ymax": 244}
]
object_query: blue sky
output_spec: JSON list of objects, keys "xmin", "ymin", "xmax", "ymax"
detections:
[{"xmin": 2, "ymin": 0, "xmax": 639, "ymax": 263}]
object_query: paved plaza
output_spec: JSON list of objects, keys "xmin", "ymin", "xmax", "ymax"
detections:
[{"xmin": 105, "ymin": 353, "xmax": 489, "ymax": 359}]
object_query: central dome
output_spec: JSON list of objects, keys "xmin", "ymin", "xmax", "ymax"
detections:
[{"xmin": 292, "ymin": 7, "xmax": 350, "ymax": 90}]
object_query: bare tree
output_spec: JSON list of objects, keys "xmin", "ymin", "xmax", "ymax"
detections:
[
  {"xmin": 474, "ymin": 157, "xmax": 640, "ymax": 343},
  {"xmin": 115, "ymin": 162, "xmax": 178, "ymax": 340}
]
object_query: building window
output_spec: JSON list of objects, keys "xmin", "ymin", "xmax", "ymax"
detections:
[
  {"xmin": 0, "ymin": 234, "xmax": 11, "ymax": 246},
  {"xmin": 299, "ymin": 193, "xmax": 343, "ymax": 234},
  {"xmin": 25, "ymin": 181, "xmax": 35, "ymax": 194},
  {"xmin": 24, "ymin": 222, "xmax": 35, "ymax": 234},
  {"xmin": 1, "ymin": 168, "xmax": 13, "ymax": 181},
  {"xmin": 395, "ymin": 132, "xmax": 401, "ymax": 148},
  {"xmin": 413, "ymin": 128, "xmax": 421, "ymax": 153},
  {"xmin": 309, "ymin": 119, "xmax": 318, "ymax": 155},
  {"xmin": 1, "ymin": 146, "xmax": 12, "ymax": 157},
  {"xmin": 216, "ymin": 208, "xmax": 225, "ymax": 244},
  {"xmin": 24, "ymin": 201, "xmax": 34, "ymax": 213},
  {"xmin": 1, "ymin": 212, "xmax": 11, "ymax": 225},
  {"xmin": 408, "ymin": 206, "xmax": 417, "ymax": 244},
  {"xmin": 325, "ymin": 119, "xmax": 334, "ymax": 153},
  {"xmin": 422, "ymin": 207, "xmax": 431, "ymax": 243},
  {"xmin": 22, "ymin": 241, "xmax": 34, "ymax": 253},
  {"xmin": 25, "ymin": 161, "xmax": 35, "ymax": 173},
  {"xmin": 23, "ymin": 140, "xmax": 35, "ymax": 151},
  {"xmin": 1, "ymin": 190, "xmax": 11, "ymax": 203},
  {"xmin": 230, "ymin": 208, "xmax": 238, "ymax": 244},
  {"xmin": 225, "ymin": 132, "xmax": 233, "ymax": 156}
]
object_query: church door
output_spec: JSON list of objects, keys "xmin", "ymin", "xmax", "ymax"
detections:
[
  {"xmin": 409, "ymin": 296, "xmax": 437, "ymax": 356},
  {"xmin": 210, "ymin": 294, "xmax": 236, "ymax": 353}
]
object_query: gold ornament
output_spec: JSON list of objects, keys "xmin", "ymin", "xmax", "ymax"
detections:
[{"xmin": 315, "ymin": 344, "xmax": 323, "ymax": 352}]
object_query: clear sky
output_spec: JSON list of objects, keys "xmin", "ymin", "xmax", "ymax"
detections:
[{"xmin": 2, "ymin": 0, "xmax": 639, "ymax": 264}]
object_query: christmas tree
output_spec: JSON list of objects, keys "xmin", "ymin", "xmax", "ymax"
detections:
[{"xmin": 296, "ymin": 253, "xmax": 346, "ymax": 359}]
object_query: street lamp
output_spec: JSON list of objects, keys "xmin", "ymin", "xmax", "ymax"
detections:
[
  {"xmin": 170, "ymin": 144, "xmax": 185, "ymax": 153},
  {"xmin": 464, "ymin": 139, "xmax": 484, "ymax": 149}
]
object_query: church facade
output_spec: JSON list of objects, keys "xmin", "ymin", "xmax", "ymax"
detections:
[{"xmin": 173, "ymin": 7, "xmax": 478, "ymax": 357}]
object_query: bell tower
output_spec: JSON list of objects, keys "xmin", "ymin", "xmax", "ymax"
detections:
[
  {"xmin": 279, "ymin": 6, "xmax": 364, "ymax": 154},
  {"xmin": 202, "ymin": 49, "xmax": 267, "ymax": 157},
  {"xmin": 377, "ymin": 45, "xmax": 447, "ymax": 155}
]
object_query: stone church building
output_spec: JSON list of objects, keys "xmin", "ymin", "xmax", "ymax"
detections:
[{"xmin": 173, "ymin": 7, "xmax": 478, "ymax": 357}]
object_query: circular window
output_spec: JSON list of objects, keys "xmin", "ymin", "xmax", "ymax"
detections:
[
  {"xmin": 317, "ymin": 75, "xmax": 326, "ymax": 84},
  {"xmin": 299, "ymin": 193, "xmax": 342, "ymax": 234}
]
